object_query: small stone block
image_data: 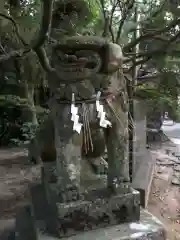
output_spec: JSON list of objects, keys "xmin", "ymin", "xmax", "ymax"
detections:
[
  {"xmin": 15, "ymin": 205, "xmax": 38, "ymax": 240},
  {"xmin": 31, "ymin": 184, "xmax": 60, "ymax": 237},
  {"xmin": 54, "ymin": 188, "xmax": 140, "ymax": 238}
]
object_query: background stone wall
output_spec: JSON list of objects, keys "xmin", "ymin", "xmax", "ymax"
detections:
[
  {"xmin": 133, "ymin": 100, "xmax": 147, "ymax": 176},
  {"xmin": 132, "ymin": 100, "xmax": 155, "ymax": 208}
]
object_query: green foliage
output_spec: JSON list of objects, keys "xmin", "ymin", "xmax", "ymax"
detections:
[
  {"xmin": 136, "ymin": 82, "xmax": 179, "ymax": 121},
  {"xmin": 35, "ymin": 105, "xmax": 50, "ymax": 124},
  {"xmin": 87, "ymin": 0, "xmax": 100, "ymax": 19},
  {"xmin": 0, "ymin": 94, "xmax": 49, "ymax": 146},
  {"xmin": 11, "ymin": 122, "xmax": 37, "ymax": 145},
  {"xmin": 0, "ymin": 94, "xmax": 25, "ymax": 146},
  {"xmin": 136, "ymin": 86, "xmax": 175, "ymax": 107},
  {"xmin": 11, "ymin": 105, "xmax": 49, "ymax": 145},
  {"xmin": 0, "ymin": 95, "xmax": 29, "ymax": 108}
]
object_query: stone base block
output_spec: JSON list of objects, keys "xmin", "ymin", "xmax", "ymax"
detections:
[
  {"xmin": 59, "ymin": 209, "xmax": 166, "ymax": 240},
  {"xmin": 14, "ymin": 209, "xmax": 166, "ymax": 240},
  {"xmin": 56, "ymin": 188, "xmax": 140, "ymax": 238},
  {"xmin": 21, "ymin": 184, "xmax": 140, "ymax": 238}
]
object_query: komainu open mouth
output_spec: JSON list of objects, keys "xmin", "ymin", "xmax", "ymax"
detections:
[{"xmin": 52, "ymin": 48, "xmax": 102, "ymax": 81}]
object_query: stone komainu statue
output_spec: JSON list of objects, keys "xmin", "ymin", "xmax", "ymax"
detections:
[
  {"xmin": 16, "ymin": 1, "xmax": 141, "ymax": 238},
  {"xmin": 28, "ymin": 0, "xmax": 129, "ymax": 194},
  {"xmin": 25, "ymin": 35, "xmax": 137, "ymax": 239},
  {"xmin": 29, "ymin": 35, "xmax": 129, "ymax": 191},
  {"xmin": 13, "ymin": 2, "xmax": 164, "ymax": 239}
]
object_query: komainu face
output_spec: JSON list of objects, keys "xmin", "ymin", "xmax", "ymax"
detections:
[{"xmin": 50, "ymin": 36, "xmax": 123, "ymax": 100}]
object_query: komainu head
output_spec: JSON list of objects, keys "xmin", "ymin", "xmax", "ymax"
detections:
[{"xmin": 50, "ymin": 36, "xmax": 123, "ymax": 98}]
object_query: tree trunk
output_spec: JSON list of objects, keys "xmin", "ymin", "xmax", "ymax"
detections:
[{"xmin": 24, "ymin": 79, "xmax": 38, "ymax": 125}]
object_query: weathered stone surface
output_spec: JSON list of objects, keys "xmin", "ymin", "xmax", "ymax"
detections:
[
  {"xmin": 36, "ymin": 209, "xmax": 166, "ymax": 240},
  {"xmin": 30, "ymin": 183, "xmax": 60, "ymax": 236},
  {"xmin": 0, "ymin": 219, "xmax": 15, "ymax": 240},
  {"xmin": 132, "ymin": 101, "xmax": 155, "ymax": 208},
  {"xmin": 22, "ymin": 33, "xmax": 135, "ymax": 238},
  {"xmin": 171, "ymin": 176, "xmax": 180, "ymax": 185},
  {"xmin": 55, "ymin": 188, "xmax": 140, "ymax": 238},
  {"xmin": 132, "ymin": 149, "xmax": 155, "ymax": 208},
  {"xmin": 0, "ymin": 209, "xmax": 166, "ymax": 240},
  {"xmin": 174, "ymin": 165, "xmax": 180, "ymax": 171},
  {"xmin": 29, "ymin": 34, "xmax": 130, "ymax": 197},
  {"xmin": 28, "ymin": 184, "xmax": 140, "ymax": 238},
  {"xmin": 15, "ymin": 205, "xmax": 38, "ymax": 240},
  {"xmin": 49, "ymin": 99, "xmax": 82, "ymax": 199}
]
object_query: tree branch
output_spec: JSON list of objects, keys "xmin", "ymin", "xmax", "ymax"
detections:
[
  {"xmin": 0, "ymin": 48, "xmax": 31, "ymax": 62},
  {"xmin": 0, "ymin": 12, "xmax": 27, "ymax": 45},
  {"xmin": 32, "ymin": 0, "xmax": 54, "ymax": 72},
  {"xmin": 142, "ymin": 0, "xmax": 166, "ymax": 25},
  {"xmin": 136, "ymin": 73, "xmax": 161, "ymax": 85},
  {"xmin": 0, "ymin": 0, "xmax": 54, "ymax": 72},
  {"xmin": 116, "ymin": 0, "xmax": 135, "ymax": 43},
  {"xmin": 123, "ymin": 18, "xmax": 180, "ymax": 52},
  {"xmin": 100, "ymin": 0, "xmax": 115, "ymax": 41},
  {"xmin": 124, "ymin": 29, "xmax": 180, "ymax": 67},
  {"xmin": 125, "ymin": 56, "xmax": 151, "ymax": 73},
  {"xmin": 102, "ymin": 10, "xmax": 110, "ymax": 37},
  {"xmin": 33, "ymin": 0, "xmax": 53, "ymax": 48},
  {"xmin": 108, "ymin": 0, "xmax": 118, "ymax": 42}
]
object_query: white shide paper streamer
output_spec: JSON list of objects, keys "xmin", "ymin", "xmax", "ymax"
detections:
[
  {"xmin": 71, "ymin": 93, "xmax": 82, "ymax": 134},
  {"xmin": 96, "ymin": 91, "xmax": 112, "ymax": 128}
]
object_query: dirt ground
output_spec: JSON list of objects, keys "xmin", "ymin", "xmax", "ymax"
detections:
[
  {"xmin": 148, "ymin": 142, "xmax": 180, "ymax": 240},
  {"xmin": 0, "ymin": 148, "xmax": 40, "ymax": 227},
  {"xmin": 0, "ymin": 143, "xmax": 180, "ymax": 239}
]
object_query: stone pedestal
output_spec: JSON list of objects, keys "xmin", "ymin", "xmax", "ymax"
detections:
[
  {"xmin": 15, "ymin": 183, "xmax": 140, "ymax": 239},
  {"xmin": 14, "ymin": 206, "xmax": 166, "ymax": 240},
  {"xmin": 56, "ymin": 209, "xmax": 166, "ymax": 240}
]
